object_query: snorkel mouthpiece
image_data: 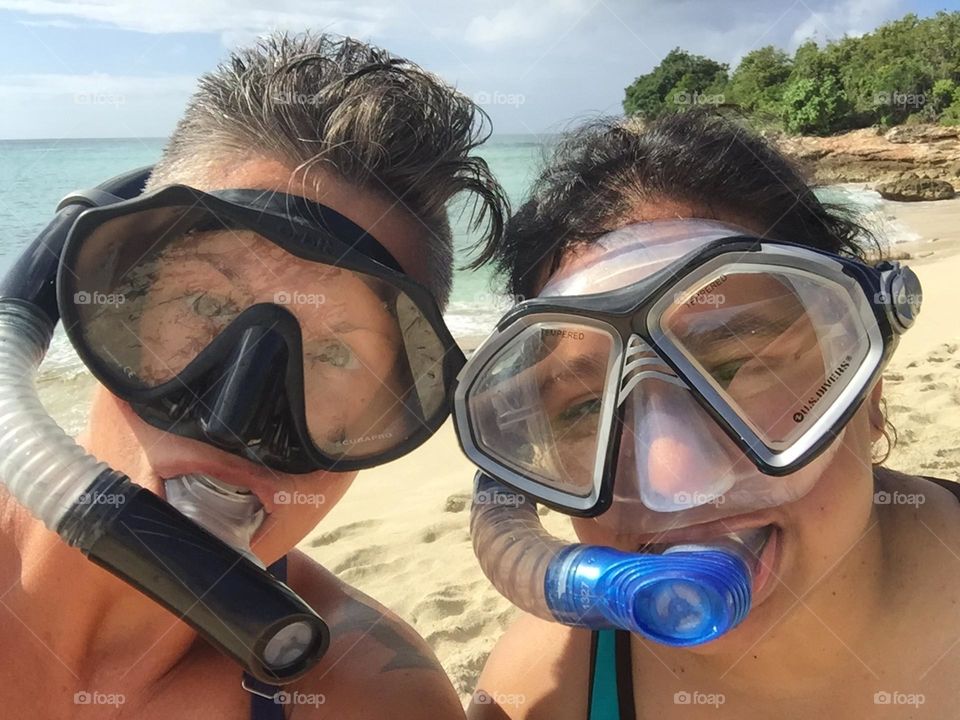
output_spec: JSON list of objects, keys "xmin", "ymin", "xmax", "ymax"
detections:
[
  {"xmin": 545, "ymin": 543, "xmax": 751, "ymax": 646},
  {"xmin": 471, "ymin": 473, "xmax": 753, "ymax": 646}
]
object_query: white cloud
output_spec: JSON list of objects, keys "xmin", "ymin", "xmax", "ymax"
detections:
[
  {"xmin": 789, "ymin": 0, "xmax": 903, "ymax": 47},
  {"xmin": 0, "ymin": 73, "xmax": 198, "ymax": 99},
  {"xmin": 0, "ymin": 1, "xmax": 395, "ymax": 42},
  {"xmin": 0, "ymin": 73, "xmax": 198, "ymax": 138},
  {"xmin": 464, "ymin": 0, "xmax": 593, "ymax": 46}
]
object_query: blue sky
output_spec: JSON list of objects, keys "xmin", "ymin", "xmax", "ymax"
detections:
[{"xmin": 0, "ymin": 0, "xmax": 951, "ymax": 139}]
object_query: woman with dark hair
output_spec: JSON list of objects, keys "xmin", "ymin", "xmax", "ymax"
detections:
[{"xmin": 456, "ymin": 110, "xmax": 955, "ymax": 719}]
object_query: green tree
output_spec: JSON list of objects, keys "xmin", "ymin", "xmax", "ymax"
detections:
[
  {"xmin": 780, "ymin": 75, "xmax": 850, "ymax": 134},
  {"xmin": 621, "ymin": 11, "xmax": 960, "ymax": 133},
  {"xmin": 780, "ymin": 41, "xmax": 852, "ymax": 134},
  {"xmin": 932, "ymin": 79, "xmax": 957, "ymax": 113},
  {"xmin": 726, "ymin": 46, "xmax": 792, "ymax": 117},
  {"xmin": 623, "ymin": 48, "xmax": 728, "ymax": 118}
]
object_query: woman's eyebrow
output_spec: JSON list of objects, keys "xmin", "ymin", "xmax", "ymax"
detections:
[
  {"xmin": 538, "ymin": 352, "xmax": 609, "ymax": 394},
  {"xmin": 679, "ymin": 310, "xmax": 798, "ymax": 354}
]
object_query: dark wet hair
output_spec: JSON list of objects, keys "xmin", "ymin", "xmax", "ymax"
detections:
[
  {"xmin": 473, "ymin": 110, "xmax": 879, "ymax": 298},
  {"xmin": 149, "ymin": 32, "xmax": 508, "ymax": 308}
]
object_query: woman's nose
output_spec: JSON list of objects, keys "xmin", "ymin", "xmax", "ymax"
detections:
[{"xmin": 618, "ymin": 382, "xmax": 739, "ymax": 512}]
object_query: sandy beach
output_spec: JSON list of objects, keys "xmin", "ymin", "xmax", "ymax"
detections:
[{"xmin": 302, "ymin": 196, "xmax": 960, "ymax": 704}]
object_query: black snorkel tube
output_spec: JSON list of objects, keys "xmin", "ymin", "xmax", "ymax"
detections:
[{"xmin": 0, "ymin": 167, "xmax": 329, "ymax": 683}]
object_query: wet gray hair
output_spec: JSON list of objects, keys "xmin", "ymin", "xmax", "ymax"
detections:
[{"xmin": 146, "ymin": 31, "xmax": 507, "ymax": 308}]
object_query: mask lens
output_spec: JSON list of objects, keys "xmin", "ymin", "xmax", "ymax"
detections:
[
  {"xmin": 467, "ymin": 321, "xmax": 618, "ymax": 497},
  {"xmin": 659, "ymin": 265, "xmax": 871, "ymax": 451},
  {"xmin": 66, "ymin": 205, "xmax": 450, "ymax": 461}
]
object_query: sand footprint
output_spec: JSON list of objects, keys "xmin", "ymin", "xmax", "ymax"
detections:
[
  {"xmin": 309, "ymin": 518, "xmax": 378, "ymax": 547},
  {"xmin": 443, "ymin": 492, "xmax": 472, "ymax": 513},
  {"xmin": 418, "ymin": 521, "xmax": 465, "ymax": 544}
]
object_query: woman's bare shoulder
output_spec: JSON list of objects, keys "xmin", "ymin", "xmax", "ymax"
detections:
[
  {"xmin": 283, "ymin": 549, "xmax": 464, "ymax": 720},
  {"xmin": 468, "ymin": 612, "xmax": 593, "ymax": 720},
  {"xmin": 874, "ymin": 465, "xmax": 960, "ymax": 512}
]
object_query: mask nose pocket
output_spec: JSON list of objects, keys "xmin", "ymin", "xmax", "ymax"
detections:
[
  {"xmin": 201, "ymin": 326, "xmax": 291, "ymax": 451},
  {"xmin": 613, "ymin": 336, "xmax": 743, "ymax": 513},
  {"xmin": 617, "ymin": 377, "xmax": 739, "ymax": 513}
]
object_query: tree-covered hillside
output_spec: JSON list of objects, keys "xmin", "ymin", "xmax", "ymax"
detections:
[{"xmin": 623, "ymin": 11, "xmax": 960, "ymax": 134}]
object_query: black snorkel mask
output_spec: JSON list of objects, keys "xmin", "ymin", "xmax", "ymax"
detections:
[
  {"xmin": 59, "ymin": 178, "xmax": 464, "ymax": 473},
  {"xmin": 0, "ymin": 166, "xmax": 463, "ymax": 684}
]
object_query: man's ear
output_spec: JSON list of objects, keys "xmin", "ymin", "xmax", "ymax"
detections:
[{"xmin": 867, "ymin": 378, "xmax": 885, "ymax": 444}]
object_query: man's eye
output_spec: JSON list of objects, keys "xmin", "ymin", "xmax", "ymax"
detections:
[
  {"xmin": 556, "ymin": 397, "xmax": 602, "ymax": 424},
  {"xmin": 308, "ymin": 340, "xmax": 357, "ymax": 369},
  {"xmin": 190, "ymin": 293, "xmax": 236, "ymax": 319}
]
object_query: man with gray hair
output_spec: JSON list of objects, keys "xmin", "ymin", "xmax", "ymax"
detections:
[{"xmin": 0, "ymin": 31, "xmax": 505, "ymax": 719}]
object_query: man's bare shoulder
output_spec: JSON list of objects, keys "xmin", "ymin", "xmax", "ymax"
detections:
[
  {"xmin": 284, "ymin": 549, "xmax": 464, "ymax": 720},
  {"xmin": 468, "ymin": 612, "xmax": 591, "ymax": 720}
]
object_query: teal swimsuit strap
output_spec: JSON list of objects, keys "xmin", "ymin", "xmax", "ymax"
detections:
[{"xmin": 588, "ymin": 630, "xmax": 635, "ymax": 719}]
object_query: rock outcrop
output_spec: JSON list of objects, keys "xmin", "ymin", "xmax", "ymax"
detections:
[
  {"xmin": 775, "ymin": 125, "xmax": 960, "ymax": 197},
  {"xmin": 876, "ymin": 173, "xmax": 956, "ymax": 201}
]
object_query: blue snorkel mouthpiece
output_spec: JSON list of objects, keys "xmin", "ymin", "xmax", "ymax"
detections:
[
  {"xmin": 545, "ymin": 543, "xmax": 752, "ymax": 646},
  {"xmin": 471, "ymin": 473, "xmax": 754, "ymax": 646}
]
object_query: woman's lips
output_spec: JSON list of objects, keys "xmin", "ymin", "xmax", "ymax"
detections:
[
  {"xmin": 634, "ymin": 518, "xmax": 784, "ymax": 608},
  {"xmin": 751, "ymin": 526, "xmax": 781, "ymax": 602},
  {"xmin": 634, "ymin": 511, "xmax": 780, "ymax": 549}
]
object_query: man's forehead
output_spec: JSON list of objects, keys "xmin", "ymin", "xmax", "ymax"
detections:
[{"xmin": 196, "ymin": 157, "xmax": 432, "ymax": 289}]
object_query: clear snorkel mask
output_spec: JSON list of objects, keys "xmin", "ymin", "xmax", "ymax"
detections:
[{"xmin": 457, "ymin": 219, "xmax": 921, "ymax": 646}]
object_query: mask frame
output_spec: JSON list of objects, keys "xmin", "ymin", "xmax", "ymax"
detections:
[
  {"xmin": 58, "ymin": 184, "xmax": 467, "ymax": 473},
  {"xmin": 454, "ymin": 234, "xmax": 920, "ymax": 516}
]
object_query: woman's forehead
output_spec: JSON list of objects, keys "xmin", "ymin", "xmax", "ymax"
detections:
[{"xmin": 543, "ymin": 218, "xmax": 754, "ymax": 297}]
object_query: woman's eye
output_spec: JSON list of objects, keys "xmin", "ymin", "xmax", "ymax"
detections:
[
  {"xmin": 308, "ymin": 340, "xmax": 357, "ymax": 369},
  {"xmin": 556, "ymin": 397, "xmax": 602, "ymax": 424},
  {"xmin": 710, "ymin": 358, "xmax": 748, "ymax": 388}
]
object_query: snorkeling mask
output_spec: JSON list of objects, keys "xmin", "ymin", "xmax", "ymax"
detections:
[
  {"xmin": 0, "ymin": 167, "xmax": 465, "ymax": 682},
  {"xmin": 456, "ymin": 219, "xmax": 921, "ymax": 645}
]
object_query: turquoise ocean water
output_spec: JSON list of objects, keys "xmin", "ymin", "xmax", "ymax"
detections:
[
  {"xmin": 0, "ymin": 135, "xmax": 912, "ymax": 432},
  {"xmin": 0, "ymin": 135, "xmax": 545, "ymax": 431}
]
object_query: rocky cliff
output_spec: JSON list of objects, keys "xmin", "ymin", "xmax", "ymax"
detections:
[{"xmin": 776, "ymin": 125, "xmax": 960, "ymax": 199}]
